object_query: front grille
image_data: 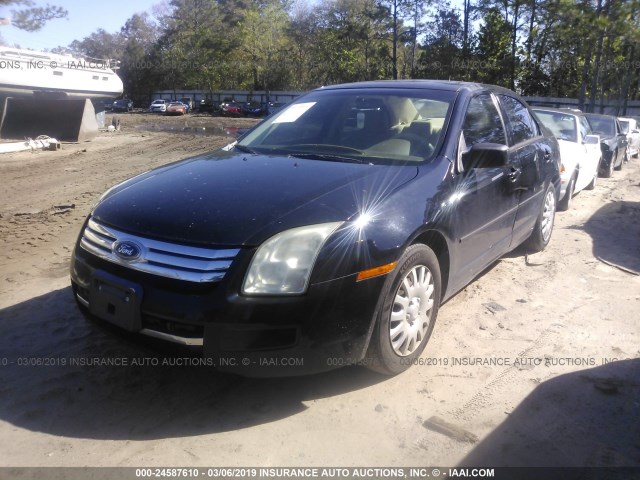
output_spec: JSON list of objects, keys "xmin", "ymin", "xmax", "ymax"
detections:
[
  {"xmin": 142, "ymin": 313, "xmax": 205, "ymax": 339},
  {"xmin": 80, "ymin": 217, "xmax": 240, "ymax": 283}
]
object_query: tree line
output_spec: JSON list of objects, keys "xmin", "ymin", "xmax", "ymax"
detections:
[{"xmin": 57, "ymin": 0, "xmax": 640, "ymax": 112}]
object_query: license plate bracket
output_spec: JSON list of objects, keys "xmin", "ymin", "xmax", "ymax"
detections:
[{"xmin": 89, "ymin": 271, "xmax": 143, "ymax": 332}]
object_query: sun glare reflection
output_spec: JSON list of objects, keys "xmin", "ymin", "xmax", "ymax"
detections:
[{"xmin": 320, "ymin": 165, "xmax": 416, "ymax": 280}]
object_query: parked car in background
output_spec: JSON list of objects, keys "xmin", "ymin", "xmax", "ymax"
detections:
[
  {"xmin": 112, "ymin": 99, "xmax": 133, "ymax": 113},
  {"xmin": 533, "ymin": 108, "xmax": 601, "ymax": 210},
  {"xmin": 266, "ymin": 101, "xmax": 287, "ymax": 116},
  {"xmin": 148, "ymin": 99, "xmax": 167, "ymax": 113},
  {"xmin": 584, "ymin": 113, "xmax": 627, "ymax": 177},
  {"xmin": 71, "ymin": 80, "xmax": 560, "ymax": 377},
  {"xmin": 618, "ymin": 117, "xmax": 640, "ymax": 159},
  {"xmin": 180, "ymin": 97, "xmax": 194, "ymax": 112},
  {"xmin": 198, "ymin": 98, "xmax": 217, "ymax": 113},
  {"xmin": 102, "ymin": 100, "xmax": 113, "ymax": 112},
  {"xmin": 221, "ymin": 102, "xmax": 242, "ymax": 116},
  {"xmin": 165, "ymin": 102, "xmax": 187, "ymax": 115},
  {"xmin": 242, "ymin": 101, "xmax": 264, "ymax": 117}
]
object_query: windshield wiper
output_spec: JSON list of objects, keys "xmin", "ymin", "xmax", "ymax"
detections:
[
  {"xmin": 287, "ymin": 152, "xmax": 370, "ymax": 164},
  {"xmin": 234, "ymin": 144, "xmax": 258, "ymax": 154}
]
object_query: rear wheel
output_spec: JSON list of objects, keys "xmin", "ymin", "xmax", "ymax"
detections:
[
  {"xmin": 524, "ymin": 183, "xmax": 556, "ymax": 252},
  {"xmin": 557, "ymin": 175, "xmax": 575, "ymax": 211},
  {"xmin": 365, "ymin": 244, "xmax": 441, "ymax": 375}
]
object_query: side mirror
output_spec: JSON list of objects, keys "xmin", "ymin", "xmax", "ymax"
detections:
[
  {"xmin": 583, "ymin": 134, "xmax": 600, "ymax": 145},
  {"xmin": 462, "ymin": 143, "xmax": 509, "ymax": 170}
]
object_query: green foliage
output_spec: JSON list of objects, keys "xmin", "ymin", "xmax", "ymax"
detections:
[
  {"xmin": 474, "ymin": 8, "xmax": 512, "ymax": 87},
  {"xmin": 62, "ymin": 0, "xmax": 640, "ymax": 105},
  {"xmin": 1, "ymin": 0, "xmax": 67, "ymax": 32}
]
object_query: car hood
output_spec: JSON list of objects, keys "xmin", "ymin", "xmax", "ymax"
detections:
[{"xmin": 92, "ymin": 152, "xmax": 419, "ymax": 246}]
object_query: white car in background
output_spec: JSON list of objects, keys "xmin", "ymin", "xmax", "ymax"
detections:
[
  {"xmin": 148, "ymin": 99, "xmax": 167, "ymax": 113},
  {"xmin": 618, "ymin": 117, "xmax": 640, "ymax": 159},
  {"xmin": 533, "ymin": 108, "xmax": 601, "ymax": 211}
]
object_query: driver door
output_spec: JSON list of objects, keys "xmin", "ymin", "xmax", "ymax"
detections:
[{"xmin": 450, "ymin": 94, "xmax": 519, "ymax": 288}]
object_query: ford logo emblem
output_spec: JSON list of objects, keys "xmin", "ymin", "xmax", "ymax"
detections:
[{"xmin": 113, "ymin": 240, "xmax": 142, "ymax": 261}]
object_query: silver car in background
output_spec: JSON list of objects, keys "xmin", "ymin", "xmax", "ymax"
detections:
[{"xmin": 618, "ymin": 117, "xmax": 640, "ymax": 159}]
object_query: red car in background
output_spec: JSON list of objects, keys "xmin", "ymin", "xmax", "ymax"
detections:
[
  {"xmin": 165, "ymin": 102, "xmax": 187, "ymax": 115},
  {"xmin": 221, "ymin": 102, "xmax": 242, "ymax": 116}
]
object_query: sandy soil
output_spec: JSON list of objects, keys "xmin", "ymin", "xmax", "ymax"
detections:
[{"xmin": 0, "ymin": 112, "xmax": 638, "ymax": 469}]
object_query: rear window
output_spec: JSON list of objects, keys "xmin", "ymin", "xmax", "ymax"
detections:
[
  {"xmin": 534, "ymin": 111, "xmax": 577, "ymax": 142},
  {"xmin": 586, "ymin": 116, "xmax": 615, "ymax": 136}
]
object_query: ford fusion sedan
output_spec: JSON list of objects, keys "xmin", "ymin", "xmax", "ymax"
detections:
[
  {"xmin": 533, "ymin": 108, "xmax": 601, "ymax": 210},
  {"xmin": 584, "ymin": 113, "xmax": 627, "ymax": 177},
  {"xmin": 70, "ymin": 81, "xmax": 560, "ymax": 377}
]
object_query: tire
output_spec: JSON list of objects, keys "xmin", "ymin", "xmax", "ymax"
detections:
[
  {"xmin": 365, "ymin": 244, "xmax": 441, "ymax": 375},
  {"xmin": 615, "ymin": 150, "xmax": 624, "ymax": 170},
  {"xmin": 524, "ymin": 183, "xmax": 556, "ymax": 252},
  {"xmin": 602, "ymin": 153, "xmax": 615, "ymax": 178},
  {"xmin": 585, "ymin": 164, "xmax": 598, "ymax": 190},
  {"xmin": 557, "ymin": 175, "xmax": 575, "ymax": 211}
]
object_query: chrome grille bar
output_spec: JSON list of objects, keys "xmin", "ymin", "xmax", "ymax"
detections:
[{"xmin": 80, "ymin": 217, "xmax": 240, "ymax": 283}]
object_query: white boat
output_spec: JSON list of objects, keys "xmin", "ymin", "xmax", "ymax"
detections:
[{"xmin": 0, "ymin": 47, "xmax": 123, "ymax": 100}]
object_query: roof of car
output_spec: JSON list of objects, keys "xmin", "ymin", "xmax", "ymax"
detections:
[
  {"xmin": 584, "ymin": 113, "xmax": 614, "ymax": 118},
  {"xmin": 531, "ymin": 107, "xmax": 584, "ymax": 116},
  {"xmin": 319, "ymin": 79, "xmax": 518, "ymax": 95}
]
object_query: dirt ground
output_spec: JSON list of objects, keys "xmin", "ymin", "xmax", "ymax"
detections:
[{"xmin": 0, "ymin": 112, "xmax": 638, "ymax": 469}]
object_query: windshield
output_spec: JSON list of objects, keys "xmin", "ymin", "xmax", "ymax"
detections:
[
  {"xmin": 586, "ymin": 115, "xmax": 615, "ymax": 136},
  {"xmin": 534, "ymin": 110, "xmax": 577, "ymax": 142},
  {"xmin": 238, "ymin": 88, "xmax": 455, "ymax": 164}
]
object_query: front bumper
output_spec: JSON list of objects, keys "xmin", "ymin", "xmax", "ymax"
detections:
[{"xmin": 70, "ymin": 243, "xmax": 387, "ymax": 377}]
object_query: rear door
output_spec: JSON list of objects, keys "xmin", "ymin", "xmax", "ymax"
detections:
[{"xmin": 496, "ymin": 94, "xmax": 546, "ymax": 245}]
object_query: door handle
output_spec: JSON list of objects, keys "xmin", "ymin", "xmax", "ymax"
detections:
[{"xmin": 507, "ymin": 166, "xmax": 522, "ymax": 183}]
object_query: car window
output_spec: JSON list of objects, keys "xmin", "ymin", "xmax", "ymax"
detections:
[
  {"xmin": 239, "ymin": 89, "xmax": 455, "ymax": 164},
  {"xmin": 586, "ymin": 115, "xmax": 615, "ymax": 136},
  {"xmin": 619, "ymin": 120, "xmax": 629, "ymax": 134},
  {"xmin": 498, "ymin": 95, "xmax": 538, "ymax": 144},
  {"xmin": 462, "ymin": 94, "xmax": 507, "ymax": 147},
  {"xmin": 578, "ymin": 116, "xmax": 591, "ymax": 140},
  {"xmin": 533, "ymin": 110, "xmax": 577, "ymax": 142}
]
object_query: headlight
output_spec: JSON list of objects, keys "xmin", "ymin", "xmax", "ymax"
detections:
[{"xmin": 243, "ymin": 222, "xmax": 343, "ymax": 295}]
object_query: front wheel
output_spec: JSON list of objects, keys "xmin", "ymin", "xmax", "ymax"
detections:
[
  {"xmin": 602, "ymin": 153, "xmax": 615, "ymax": 178},
  {"xmin": 615, "ymin": 150, "xmax": 625, "ymax": 170},
  {"xmin": 365, "ymin": 244, "xmax": 441, "ymax": 375},
  {"xmin": 585, "ymin": 163, "xmax": 598, "ymax": 190},
  {"xmin": 524, "ymin": 183, "xmax": 556, "ymax": 252},
  {"xmin": 557, "ymin": 175, "xmax": 575, "ymax": 211}
]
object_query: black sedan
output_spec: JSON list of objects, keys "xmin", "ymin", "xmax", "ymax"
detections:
[
  {"xmin": 584, "ymin": 113, "xmax": 627, "ymax": 177},
  {"xmin": 112, "ymin": 99, "xmax": 133, "ymax": 112},
  {"xmin": 70, "ymin": 80, "xmax": 560, "ymax": 377}
]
